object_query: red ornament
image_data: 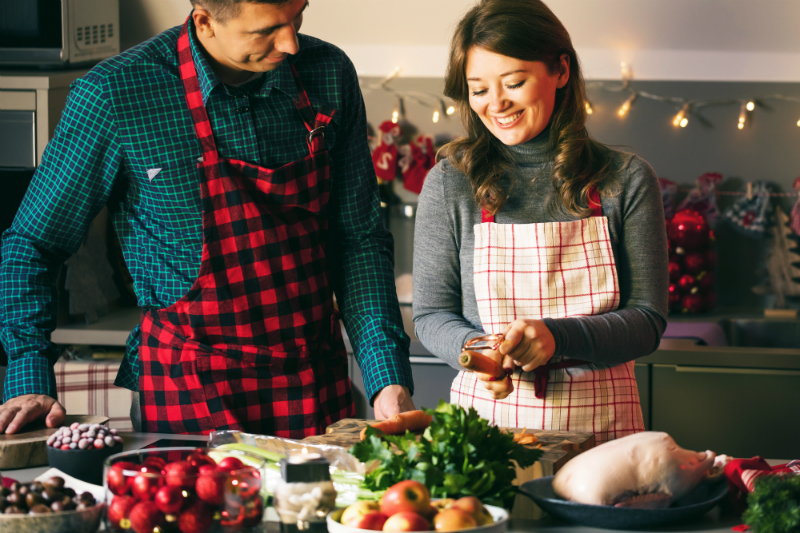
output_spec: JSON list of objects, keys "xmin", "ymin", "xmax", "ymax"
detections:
[
  {"xmin": 154, "ymin": 485, "xmax": 185, "ymax": 515},
  {"xmin": 217, "ymin": 457, "xmax": 245, "ymax": 473},
  {"xmin": 107, "ymin": 461, "xmax": 138, "ymax": 496},
  {"xmin": 187, "ymin": 451, "xmax": 216, "ymax": 470},
  {"xmin": 705, "ymin": 249, "xmax": 717, "ymax": 265},
  {"xmin": 681, "ymin": 293, "xmax": 705, "ymax": 314},
  {"xmin": 132, "ymin": 465, "xmax": 164, "ymax": 501},
  {"xmin": 683, "ymin": 251, "xmax": 706, "ymax": 274},
  {"xmin": 107, "ymin": 495, "xmax": 138, "ymax": 529},
  {"xmin": 668, "ymin": 283, "xmax": 681, "ymax": 310},
  {"xmin": 668, "ymin": 260, "xmax": 682, "ymax": 281},
  {"xmin": 196, "ymin": 469, "xmax": 226, "ymax": 507},
  {"xmin": 178, "ymin": 502, "xmax": 214, "ymax": 533},
  {"xmin": 164, "ymin": 461, "xmax": 198, "ymax": 491},
  {"xmin": 129, "ymin": 501, "xmax": 165, "ymax": 533},
  {"xmin": 667, "ymin": 210, "xmax": 709, "ymax": 250},
  {"xmin": 697, "ymin": 271, "xmax": 715, "ymax": 291},
  {"xmin": 677, "ymin": 274, "xmax": 696, "ymax": 292}
]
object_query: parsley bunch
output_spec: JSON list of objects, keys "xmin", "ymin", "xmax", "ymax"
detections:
[
  {"xmin": 743, "ymin": 474, "xmax": 800, "ymax": 532},
  {"xmin": 349, "ymin": 401, "xmax": 542, "ymax": 508}
]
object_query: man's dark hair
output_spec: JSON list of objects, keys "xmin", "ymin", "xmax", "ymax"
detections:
[{"xmin": 190, "ymin": 0, "xmax": 292, "ymax": 23}]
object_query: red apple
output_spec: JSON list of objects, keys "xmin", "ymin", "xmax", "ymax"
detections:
[
  {"xmin": 129, "ymin": 501, "xmax": 165, "ymax": 533},
  {"xmin": 177, "ymin": 501, "xmax": 213, "ymax": 533},
  {"xmin": 132, "ymin": 465, "xmax": 164, "ymax": 500},
  {"xmin": 154, "ymin": 485, "xmax": 185, "ymax": 515},
  {"xmin": 432, "ymin": 508, "xmax": 477, "ymax": 531},
  {"xmin": 107, "ymin": 461, "xmax": 139, "ymax": 496},
  {"xmin": 382, "ymin": 512, "xmax": 431, "ymax": 532},
  {"xmin": 350, "ymin": 510, "xmax": 390, "ymax": 531},
  {"xmin": 107, "ymin": 494, "xmax": 138, "ymax": 529},
  {"xmin": 164, "ymin": 461, "xmax": 198, "ymax": 491},
  {"xmin": 195, "ymin": 469, "xmax": 226, "ymax": 506},
  {"xmin": 380, "ymin": 480, "xmax": 431, "ymax": 516},
  {"xmin": 342, "ymin": 501, "xmax": 382, "ymax": 525},
  {"xmin": 451, "ymin": 497, "xmax": 492, "ymax": 526}
]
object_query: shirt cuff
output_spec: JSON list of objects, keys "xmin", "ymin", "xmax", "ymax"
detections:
[
  {"xmin": 2, "ymin": 354, "xmax": 58, "ymax": 403},
  {"xmin": 359, "ymin": 348, "xmax": 414, "ymax": 406}
]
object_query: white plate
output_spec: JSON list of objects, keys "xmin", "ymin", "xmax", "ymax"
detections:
[{"xmin": 327, "ymin": 504, "xmax": 509, "ymax": 533}]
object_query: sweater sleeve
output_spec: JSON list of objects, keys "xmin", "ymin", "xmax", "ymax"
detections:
[
  {"xmin": 412, "ymin": 164, "xmax": 484, "ymax": 370},
  {"xmin": 542, "ymin": 156, "xmax": 669, "ymax": 365}
]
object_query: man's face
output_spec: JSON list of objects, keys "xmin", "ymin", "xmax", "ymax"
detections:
[{"xmin": 195, "ymin": 0, "xmax": 308, "ymax": 74}]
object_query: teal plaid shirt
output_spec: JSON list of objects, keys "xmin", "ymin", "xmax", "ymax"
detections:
[{"xmin": 1, "ymin": 20, "xmax": 412, "ymax": 405}]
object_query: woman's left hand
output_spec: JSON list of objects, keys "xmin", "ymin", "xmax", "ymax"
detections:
[{"xmin": 498, "ymin": 319, "xmax": 556, "ymax": 372}]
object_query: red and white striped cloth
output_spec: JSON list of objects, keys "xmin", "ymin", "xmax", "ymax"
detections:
[
  {"xmin": 54, "ymin": 359, "xmax": 134, "ymax": 431},
  {"xmin": 452, "ymin": 214, "xmax": 645, "ymax": 444}
]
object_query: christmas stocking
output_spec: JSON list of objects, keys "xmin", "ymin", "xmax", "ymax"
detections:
[
  {"xmin": 372, "ymin": 120, "xmax": 402, "ymax": 181},
  {"xmin": 722, "ymin": 181, "xmax": 773, "ymax": 238}
]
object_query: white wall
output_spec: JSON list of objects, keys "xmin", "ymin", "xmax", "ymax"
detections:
[{"xmin": 120, "ymin": 0, "xmax": 800, "ymax": 81}]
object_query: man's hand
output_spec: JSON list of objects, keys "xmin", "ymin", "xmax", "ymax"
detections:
[
  {"xmin": 0, "ymin": 394, "xmax": 66, "ymax": 434},
  {"xmin": 372, "ymin": 385, "xmax": 415, "ymax": 420},
  {"xmin": 499, "ymin": 319, "xmax": 556, "ymax": 372}
]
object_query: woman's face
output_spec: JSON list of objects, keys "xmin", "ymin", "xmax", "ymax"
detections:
[{"xmin": 466, "ymin": 46, "xmax": 569, "ymax": 145}]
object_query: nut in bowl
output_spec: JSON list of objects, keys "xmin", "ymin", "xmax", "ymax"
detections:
[
  {"xmin": 103, "ymin": 447, "xmax": 267, "ymax": 533},
  {"xmin": 328, "ymin": 480, "xmax": 508, "ymax": 533},
  {"xmin": 0, "ymin": 476, "xmax": 104, "ymax": 533},
  {"xmin": 46, "ymin": 423, "xmax": 123, "ymax": 485}
]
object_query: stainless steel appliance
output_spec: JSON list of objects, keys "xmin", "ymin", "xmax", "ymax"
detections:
[{"xmin": 0, "ymin": 0, "xmax": 119, "ymax": 68}]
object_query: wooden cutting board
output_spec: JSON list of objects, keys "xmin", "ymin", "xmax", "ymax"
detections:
[{"xmin": 0, "ymin": 415, "xmax": 108, "ymax": 470}]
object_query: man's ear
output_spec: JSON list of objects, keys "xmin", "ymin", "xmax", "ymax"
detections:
[
  {"xmin": 557, "ymin": 54, "xmax": 570, "ymax": 89},
  {"xmin": 192, "ymin": 7, "xmax": 216, "ymax": 38}
]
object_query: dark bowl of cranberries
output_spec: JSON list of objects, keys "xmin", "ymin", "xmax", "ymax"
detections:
[{"xmin": 0, "ymin": 476, "xmax": 103, "ymax": 533}]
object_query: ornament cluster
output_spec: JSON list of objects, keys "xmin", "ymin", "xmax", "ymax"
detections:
[{"xmin": 667, "ymin": 210, "xmax": 716, "ymax": 313}]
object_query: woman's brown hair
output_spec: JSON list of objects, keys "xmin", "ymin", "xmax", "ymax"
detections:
[{"xmin": 442, "ymin": 0, "xmax": 612, "ymax": 217}]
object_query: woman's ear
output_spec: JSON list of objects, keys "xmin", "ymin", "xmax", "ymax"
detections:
[{"xmin": 557, "ymin": 54, "xmax": 570, "ymax": 89}]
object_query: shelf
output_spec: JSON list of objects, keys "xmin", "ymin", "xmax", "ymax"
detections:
[{"xmin": 51, "ymin": 307, "xmax": 140, "ymax": 346}]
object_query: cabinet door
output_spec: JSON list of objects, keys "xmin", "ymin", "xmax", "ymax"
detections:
[
  {"xmin": 651, "ymin": 364, "xmax": 800, "ymax": 459},
  {"xmin": 349, "ymin": 355, "xmax": 459, "ymax": 419}
]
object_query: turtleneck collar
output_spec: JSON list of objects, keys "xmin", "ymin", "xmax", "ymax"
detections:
[{"xmin": 505, "ymin": 125, "xmax": 553, "ymax": 166}]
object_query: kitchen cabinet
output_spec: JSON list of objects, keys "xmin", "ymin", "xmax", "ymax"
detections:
[{"xmin": 649, "ymin": 363, "xmax": 800, "ymax": 459}]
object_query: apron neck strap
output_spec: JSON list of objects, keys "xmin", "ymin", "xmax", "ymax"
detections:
[
  {"xmin": 480, "ymin": 185, "xmax": 603, "ymax": 222},
  {"xmin": 289, "ymin": 63, "xmax": 336, "ymax": 154},
  {"xmin": 177, "ymin": 17, "xmax": 220, "ymax": 166}
]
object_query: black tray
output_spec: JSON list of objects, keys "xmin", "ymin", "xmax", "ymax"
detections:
[{"xmin": 518, "ymin": 475, "xmax": 729, "ymax": 529}]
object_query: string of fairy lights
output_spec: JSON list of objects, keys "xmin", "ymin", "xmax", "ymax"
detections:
[
  {"xmin": 362, "ymin": 63, "xmax": 800, "ymax": 133},
  {"xmin": 586, "ymin": 63, "xmax": 800, "ymax": 131}
]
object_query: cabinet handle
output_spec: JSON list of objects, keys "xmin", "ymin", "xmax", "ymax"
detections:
[
  {"xmin": 672, "ymin": 365, "xmax": 800, "ymax": 377},
  {"xmin": 409, "ymin": 356, "xmax": 447, "ymax": 365}
]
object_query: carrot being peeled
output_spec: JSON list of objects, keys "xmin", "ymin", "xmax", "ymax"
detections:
[{"xmin": 459, "ymin": 350, "xmax": 505, "ymax": 379}]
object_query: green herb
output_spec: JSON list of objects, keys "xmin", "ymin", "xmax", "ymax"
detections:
[
  {"xmin": 349, "ymin": 401, "xmax": 543, "ymax": 508},
  {"xmin": 742, "ymin": 474, "xmax": 800, "ymax": 533}
]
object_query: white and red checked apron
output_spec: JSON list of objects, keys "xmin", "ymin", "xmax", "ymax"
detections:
[
  {"xmin": 138, "ymin": 18, "xmax": 355, "ymax": 437},
  {"xmin": 451, "ymin": 189, "xmax": 644, "ymax": 444}
]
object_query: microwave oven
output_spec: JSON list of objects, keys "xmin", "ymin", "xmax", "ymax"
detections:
[{"xmin": 0, "ymin": 0, "xmax": 119, "ymax": 68}]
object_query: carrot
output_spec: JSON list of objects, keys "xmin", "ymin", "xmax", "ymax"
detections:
[
  {"xmin": 359, "ymin": 410, "xmax": 433, "ymax": 440},
  {"xmin": 459, "ymin": 350, "xmax": 505, "ymax": 379}
]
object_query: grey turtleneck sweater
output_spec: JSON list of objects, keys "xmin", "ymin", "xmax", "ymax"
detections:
[{"xmin": 412, "ymin": 132, "xmax": 669, "ymax": 371}]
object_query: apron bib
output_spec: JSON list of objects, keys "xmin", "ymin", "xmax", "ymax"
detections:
[
  {"xmin": 138, "ymin": 18, "xmax": 355, "ymax": 436},
  {"xmin": 451, "ymin": 189, "xmax": 644, "ymax": 444}
]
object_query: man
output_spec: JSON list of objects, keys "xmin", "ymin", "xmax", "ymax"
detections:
[{"xmin": 0, "ymin": 0, "xmax": 415, "ymax": 436}]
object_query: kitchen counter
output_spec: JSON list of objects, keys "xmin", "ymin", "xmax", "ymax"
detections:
[{"xmin": 2, "ymin": 431, "xmax": 766, "ymax": 533}]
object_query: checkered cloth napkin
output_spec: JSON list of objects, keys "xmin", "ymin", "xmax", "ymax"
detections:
[{"xmin": 54, "ymin": 359, "xmax": 134, "ymax": 431}]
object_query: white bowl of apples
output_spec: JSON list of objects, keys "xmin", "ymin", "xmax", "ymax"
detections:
[{"xmin": 328, "ymin": 480, "xmax": 508, "ymax": 533}]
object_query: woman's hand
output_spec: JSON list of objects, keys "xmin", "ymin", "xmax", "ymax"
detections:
[
  {"xmin": 467, "ymin": 348, "xmax": 514, "ymax": 400},
  {"xmin": 498, "ymin": 319, "xmax": 556, "ymax": 372}
]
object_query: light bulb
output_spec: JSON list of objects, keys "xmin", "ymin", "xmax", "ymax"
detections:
[
  {"xmin": 672, "ymin": 103, "xmax": 690, "ymax": 128},
  {"xmin": 585, "ymin": 101, "xmax": 594, "ymax": 115},
  {"xmin": 391, "ymin": 110, "xmax": 399, "ymax": 123},
  {"xmin": 738, "ymin": 102, "xmax": 747, "ymax": 129},
  {"xmin": 738, "ymin": 122, "xmax": 744, "ymax": 130},
  {"xmin": 797, "ymin": 118, "xmax": 800, "ymax": 127},
  {"xmin": 446, "ymin": 106, "xmax": 456, "ymax": 115},
  {"xmin": 432, "ymin": 110, "xmax": 440, "ymax": 123},
  {"xmin": 680, "ymin": 117, "xmax": 688, "ymax": 128},
  {"xmin": 618, "ymin": 93, "xmax": 636, "ymax": 117},
  {"xmin": 746, "ymin": 100, "xmax": 755, "ymax": 111}
]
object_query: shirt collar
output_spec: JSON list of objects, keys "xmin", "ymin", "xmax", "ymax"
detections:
[{"xmin": 187, "ymin": 17, "xmax": 298, "ymax": 104}]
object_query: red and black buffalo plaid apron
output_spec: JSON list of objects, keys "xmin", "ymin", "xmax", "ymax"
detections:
[
  {"xmin": 452, "ymin": 189, "xmax": 644, "ymax": 444},
  {"xmin": 138, "ymin": 19, "xmax": 355, "ymax": 436}
]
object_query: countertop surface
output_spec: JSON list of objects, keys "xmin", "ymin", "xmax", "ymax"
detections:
[{"xmin": 0, "ymin": 431, "xmax": 758, "ymax": 533}]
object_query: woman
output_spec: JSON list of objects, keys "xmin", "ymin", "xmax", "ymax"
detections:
[{"xmin": 412, "ymin": 0, "xmax": 668, "ymax": 444}]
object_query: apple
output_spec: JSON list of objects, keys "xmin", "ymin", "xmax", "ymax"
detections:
[
  {"xmin": 164, "ymin": 461, "xmax": 198, "ymax": 490},
  {"xmin": 342, "ymin": 501, "xmax": 382, "ymax": 525},
  {"xmin": 451, "ymin": 497, "xmax": 492, "ymax": 526},
  {"xmin": 107, "ymin": 494, "xmax": 138, "ymax": 529},
  {"xmin": 348, "ymin": 510, "xmax": 390, "ymax": 531},
  {"xmin": 382, "ymin": 511, "xmax": 431, "ymax": 532},
  {"xmin": 380, "ymin": 480, "xmax": 431, "ymax": 516},
  {"xmin": 131, "ymin": 465, "xmax": 164, "ymax": 500},
  {"xmin": 432, "ymin": 508, "xmax": 477, "ymax": 531},
  {"xmin": 431, "ymin": 499, "xmax": 455, "ymax": 512}
]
